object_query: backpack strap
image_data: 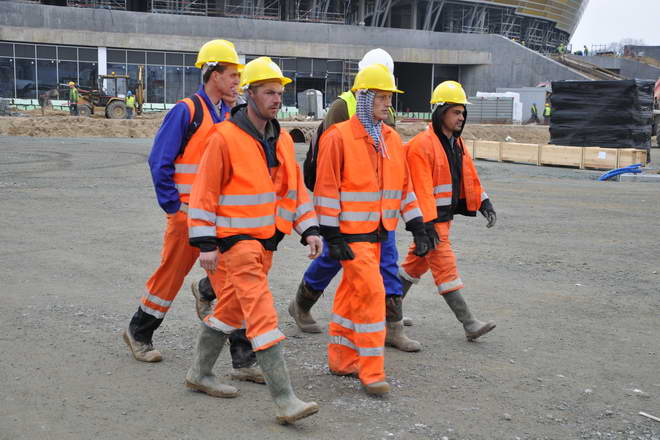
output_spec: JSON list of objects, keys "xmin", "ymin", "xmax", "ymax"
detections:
[{"xmin": 178, "ymin": 94, "xmax": 204, "ymax": 157}]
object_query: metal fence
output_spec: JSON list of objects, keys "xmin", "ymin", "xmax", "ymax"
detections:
[{"xmin": 466, "ymin": 96, "xmax": 514, "ymax": 124}]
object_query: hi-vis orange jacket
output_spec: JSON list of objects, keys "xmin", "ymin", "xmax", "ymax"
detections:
[
  {"xmin": 405, "ymin": 124, "xmax": 488, "ymax": 222},
  {"xmin": 187, "ymin": 121, "xmax": 318, "ymax": 243},
  {"xmin": 172, "ymin": 94, "xmax": 216, "ymax": 204},
  {"xmin": 313, "ymin": 115, "xmax": 422, "ymax": 234}
]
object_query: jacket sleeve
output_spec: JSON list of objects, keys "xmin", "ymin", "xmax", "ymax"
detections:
[
  {"xmin": 313, "ymin": 128, "xmax": 343, "ymax": 234},
  {"xmin": 293, "ymin": 163, "xmax": 320, "ymax": 239},
  {"xmin": 405, "ymin": 138, "xmax": 438, "ymax": 222},
  {"xmin": 187, "ymin": 131, "xmax": 224, "ymax": 251},
  {"xmin": 147, "ymin": 102, "xmax": 191, "ymax": 214},
  {"xmin": 400, "ymin": 159, "xmax": 424, "ymax": 224}
]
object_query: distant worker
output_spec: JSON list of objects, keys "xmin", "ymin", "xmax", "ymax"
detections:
[
  {"xmin": 68, "ymin": 81, "xmax": 78, "ymax": 116},
  {"xmin": 557, "ymin": 43, "xmax": 566, "ymax": 55},
  {"xmin": 314, "ymin": 64, "xmax": 433, "ymax": 395},
  {"xmin": 526, "ymin": 102, "xmax": 540, "ymax": 124},
  {"xmin": 583, "ymin": 45, "xmax": 589, "ymax": 56},
  {"xmin": 543, "ymin": 102, "xmax": 551, "ymax": 125},
  {"xmin": 293, "ymin": 49, "xmax": 422, "ymax": 353},
  {"xmin": 400, "ymin": 80, "xmax": 497, "ymax": 342},
  {"xmin": 125, "ymin": 91, "xmax": 135, "ymax": 120},
  {"xmin": 185, "ymin": 57, "xmax": 321, "ymax": 423}
]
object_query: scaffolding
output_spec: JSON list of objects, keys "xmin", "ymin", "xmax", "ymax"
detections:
[
  {"xmin": 66, "ymin": 0, "xmax": 127, "ymax": 9},
  {"xmin": 293, "ymin": 0, "xmax": 346, "ymax": 23},
  {"xmin": 150, "ymin": 0, "xmax": 207, "ymax": 15},
  {"xmin": 223, "ymin": 0, "xmax": 280, "ymax": 19}
]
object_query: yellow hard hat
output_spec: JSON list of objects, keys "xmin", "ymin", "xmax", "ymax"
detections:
[
  {"xmin": 240, "ymin": 57, "xmax": 292, "ymax": 88},
  {"xmin": 195, "ymin": 39, "xmax": 243, "ymax": 69},
  {"xmin": 430, "ymin": 80, "xmax": 470, "ymax": 105},
  {"xmin": 68, "ymin": 81, "xmax": 75, "ymax": 86},
  {"xmin": 351, "ymin": 63, "xmax": 403, "ymax": 93}
]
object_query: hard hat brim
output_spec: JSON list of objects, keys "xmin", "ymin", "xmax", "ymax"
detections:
[
  {"xmin": 352, "ymin": 87, "xmax": 404, "ymax": 94},
  {"xmin": 195, "ymin": 61, "xmax": 245, "ymax": 70}
]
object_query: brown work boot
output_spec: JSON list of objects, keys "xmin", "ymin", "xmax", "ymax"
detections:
[
  {"xmin": 364, "ymin": 381, "xmax": 390, "ymax": 396},
  {"xmin": 231, "ymin": 365, "xmax": 266, "ymax": 384},
  {"xmin": 191, "ymin": 279, "xmax": 213, "ymax": 321},
  {"xmin": 123, "ymin": 329, "xmax": 162, "ymax": 363},
  {"xmin": 288, "ymin": 280, "xmax": 323, "ymax": 333},
  {"xmin": 385, "ymin": 295, "xmax": 421, "ymax": 352},
  {"xmin": 442, "ymin": 290, "xmax": 496, "ymax": 341}
]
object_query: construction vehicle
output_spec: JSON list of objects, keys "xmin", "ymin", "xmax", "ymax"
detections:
[{"xmin": 75, "ymin": 65, "xmax": 144, "ymax": 118}]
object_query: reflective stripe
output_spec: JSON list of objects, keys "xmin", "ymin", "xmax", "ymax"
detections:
[
  {"xmin": 179, "ymin": 203, "xmax": 189, "ymax": 214},
  {"xmin": 314, "ymin": 196, "xmax": 340, "ymax": 209},
  {"xmin": 216, "ymin": 215, "xmax": 274, "ymax": 228},
  {"xmin": 434, "ymin": 184, "xmax": 452, "ymax": 194},
  {"xmin": 219, "ymin": 192, "xmax": 275, "ymax": 206},
  {"xmin": 286, "ymin": 190, "xmax": 297, "ymax": 200},
  {"xmin": 174, "ymin": 163, "xmax": 198, "ymax": 174},
  {"xmin": 435, "ymin": 197, "xmax": 452, "ymax": 206},
  {"xmin": 382, "ymin": 189, "xmax": 402, "ymax": 199},
  {"xmin": 481, "ymin": 192, "xmax": 489, "ymax": 202},
  {"xmin": 205, "ymin": 316, "xmax": 239, "ymax": 334},
  {"xmin": 331, "ymin": 313, "xmax": 385, "ymax": 333},
  {"xmin": 329, "ymin": 335, "xmax": 356, "ymax": 350},
  {"xmin": 176, "ymin": 183, "xmax": 192, "ymax": 194},
  {"xmin": 295, "ymin": 202, "xmax": 314, "ymax": 219},
  {"xmin": 251, "ymin": 328, "xmax": 285, "ymax": 349},
  {"xmin": 382, "ymin": 209, "xmax": 398, "ymax": 219},
  {"xmin": 331, "ymin": 313, "xmax": 354, "ymax": 330},
  {"xmin": 400, "ymin": 192, "xmax": 417, "ymax": 208},
  {"xmin": 277, "ymin": 206, "xmax": 295, "ymax": 222},
  {"xmin": 139, "ymin": 303, "xmax": 165, "ymax": 319},
  {"xmin": 402, "ymin": 207, "xmax": 422, "ymax": 222},
  {"xmin": 189, "ymin": 207, "xmax": 216, "ymax": 223},
  {"xmin": 359, "ymin": 346, "xmax": 384, "ymax": 357},
  {"xmin": 143, "ymin": 293, "xmax": 172, "ymax": 308},
  {"xmin": 340, "ymin": 191, "xmax": 381, "ymax": 202},
  {"xmin": 294, "ymin": 217, "xmax": 319, "ymax": 235},
  {"xmin": 189, "ymin": 225, "xmax": 216, "ymax": 238},
  {"xmin": 398, "ymin": 267, "xmax": 420, "ymax": 284},
  {"xmin": 339, "ymin": 211, "xmax": 380, "ymax": 222},
  {"xmin": 319, "ymin": 215, "xmax": 339, "ymax": 226},
  {"xmin": 438, "ymin": 278, "xmax": 463, "ymax": 293}
]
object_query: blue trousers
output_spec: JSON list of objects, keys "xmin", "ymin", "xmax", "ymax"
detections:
[{"xmin": 303, "ymin": 231, "xmax": 402, "ymax": 295}]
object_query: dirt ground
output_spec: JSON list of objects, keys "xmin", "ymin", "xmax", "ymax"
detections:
[{"xmin": 1, "ymin": 136, "xmax": 659, "ymax": 440}]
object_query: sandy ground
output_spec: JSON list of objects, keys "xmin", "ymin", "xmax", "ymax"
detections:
[{"xmin": 1, "ymin": 136, "xmax": 659, "ymax": 440}]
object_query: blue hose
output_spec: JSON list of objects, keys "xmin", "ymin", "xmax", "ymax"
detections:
[{"xmin": 598, "ymin": 163, "xmax": 643, "ymax": 181}]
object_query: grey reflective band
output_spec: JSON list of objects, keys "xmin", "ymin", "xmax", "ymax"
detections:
[
  {"xmin": 481, "ymin": 192, "xmax": 489, "ymax": 201},
  {"xmin": 139, "ymin": 303, "xmax": 165, "ymax": 319},
  {"xmin": 143, "ymin": 293, "xmax": 172, "ymax": 308},
  {"xmin": 382, "ymin": 189, "xmax": 403, "ymax": 199},
  {"xmin": 176, "ymin": 183, "xmax": 192, "ymax": 194},
  {"xmin": 331, "ymin": 313, "xmax": 354, "ymax": 330},
  {"xmin": 400, "ymin": 192, "xmax": 417, "ymax": 208},
  {"xmin": 295, "ymin": 202, "xmax": 313, "ymax": 219},
  {"xmin": 382, "ymin": 209, "xmax": 398, "ymax": 219},
  {"xmin": 189, "ymin": 207, "xmax": 216, "ymax": 223},
  {"xmin": 179, "ymin": 203, "xmax": 189, "ymax": 214},
  {"xmin": 277, "ymin": 206, "xmax": 295, "ymax": 222},
  {"xmin": 434, "ymin": 184, "xmax": 452, "ymax": 194},
  {"xmin": 435, "ymin": 197, "xmax": 452, "ymax": 206},
  {"xmin": 319, "ymin": 215, "xmax": 339, "ymax": 226},
  {"xmin": 219, "ymin": 192, "xmax": 276, "ymax": 206},
  {"xmin": 339, "ymin": 211, "xmax": 380, "ymax": 222},
  {"xmin": 294, "ymin": 217, "xmax": 319, "ymax": 235},
  {"xmin": 189, "ymin": 225, "xmax": 216, "ymax": 238},
  {"xmin": 340, "ymin": 191, "xmax": 381, "ymax": 202},
  {"xmin": 286, "ymin": 190, "xmax": 297, "ymax": 200},
  {"xmin": 314, "ymin": 196, "xmax": 340, "ymax": 210},
  {"xmin": 354, "ymin": 321, "xmax": 386, "ymax": 333},
  {"xmin": 329, "ymin": 335, "xmax": 356, "ymax": 350},
  {"xmin": 205, "ymin": 316, "xmax": 239, "ymax": 334},
  {"xmin": 216, "ymin": 215, "xmax": 274, "ymax": 228},
  {"xmin": 174, "ymin": 163, "xmax": 198, "ymax": 174},
  {"xmin": 358, "ymin": 346, "xmax": 384, "ymax": 357},
  {"xmin": 250, "ymin": 328, "xmax": 285, "ymax": 349},
  {"xmin": 438, "ymin": 278, "xmax": 463, "ymax": 293},
  {"xmin": 402, "ymin": 207, "xmax": 422, "ymax": 222}
]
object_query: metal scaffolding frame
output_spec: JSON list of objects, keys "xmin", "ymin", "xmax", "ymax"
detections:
[
  {"xmin": 223, "ymin": 0, "xmax": 280, "ymax": 19},
  {"xmin": 67, "ymin": 0, "xmax": 127, "ymax": 9}
]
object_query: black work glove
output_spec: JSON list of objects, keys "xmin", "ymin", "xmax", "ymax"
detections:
[
  {"xmin": 424, "ymin": 222, "xmax": 440, "ymax": 248},
  {"xmin": 479, "ymin": 198, "xmax": 497, "ymax": 228},
  {"xmin": 412, "ymin": 230, "xmax": 433, "ymax": 257},
  {"xmin": 327, "ymin": 236, "xmax": 355, "ymax": 261}
]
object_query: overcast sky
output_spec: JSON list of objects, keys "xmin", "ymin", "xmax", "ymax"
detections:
[{"xmin": 569, "ymin": 0, "xmax": 660, "ymax": 50}]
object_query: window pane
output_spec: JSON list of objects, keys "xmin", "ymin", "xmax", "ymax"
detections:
[
  {"xmin": 127, "ymin": 64, "xmax": 141, "ymax": 97},
  {"xmin": 281, "ymin": 58, "xmax": 296, "ymax": 71},
  {"xmin": 297, "ymin": 58, "xmax": 312, "ymax": 74},
  {"xmin": 166, "ymin": 52, "xmax": 183, "ymax": 66},
  {"xmin": 108, "ymin": 49, "xmax": 126, "ymax": 63},
  {"xmin": 107, "ymin": 63, "xmax": 126, "ymax": 75},
  {"xmin": 165, "ymin": 66, "xmax": 183, "ymax": 103},
  {"xmin": 184, "ymin": 53, "xmax": 197, "ymax": 67},
  {"xmin": 184, "ymin": 66, "xmax": 200, "ymax": 96},
  {"xmin": 312, "ymin": 59, "xmax": 327, "ymax": 76},
  {"xmin": 327, "ymin": 60, "xmax": 342, "ymax": 73},
  {"xmin": 37, "ymin": 45, "xmax": 56, "ymax": 59},
  {"xmin": 325, "ymin": 73, "xmax": 342, "ymax": 107},
  {"xmin": 147, "ymin": 65, "xmax": 165, "ymax": 103},
  {"xmin": 37, "ymin": 59, "xmax": 58, "ymax": 96},
  {"xmin": 128, "ymin": 50, "xmax": 145, "ymax": 64},
  {"xmin": 0, "ymin": 58, "xmax": 15, "ymax": 98},
  {"xmin": 15, "ymin": 44, "xmax": 35, "ymax": 59},
  {"xmin": 58, "ymin": 60, "xmax": 77, "ymax": 87},
  {"xmin": 58, "ymin": 46, "xmax": 77, "ymax": 61},
  {"xmin": 282, "ymin": 71, "xmax": 296, "ymax": 107},
  {"xmin": 78, "ymin": 48, "xmax": 96, "ymax": 62},
  {"xmin": 147, "ymin": 52, "xmax": 164, "ymax": 65},
  {"xmin": 78, "ymin": 62, "xmax": 97, "ymax": 89},
  {"xmin": 16, "ymin": 58, "xmax": 36, "ymax": 99},
  {"xmin": 0, "ymin": 43, "xmax": 13, "ymax": 57}
]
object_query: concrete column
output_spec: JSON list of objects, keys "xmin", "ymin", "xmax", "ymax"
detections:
[
  {"xmin": 358, "ymin": 0, "xmax": 365, "ymax": 24},
  {"xmin": 410, "ymin": 0, "xmax": 417, "ymax": 29},
  {"xmin": 98, "ymin": 46, "xmax": 107, "ymax": 76}
]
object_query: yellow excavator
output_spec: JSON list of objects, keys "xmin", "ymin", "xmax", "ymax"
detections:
[{"xmin": 77, "ymin": 65, "xmax": 144, "ymax": 118}]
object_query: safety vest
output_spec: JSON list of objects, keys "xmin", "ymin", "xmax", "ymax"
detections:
[
  {"xmin": 172, "ymin": 94, "xmax": 216, "ymax": 204},
  {"xmin": 314, "ymin": 115, "xmax": 421, "ymax": 234},
  {"xmin": 531, "ymin": 103, "xmax": 538, "ymax": 116},
  {"xmin": 338, "ymin": 91, "xmax": 356, "ymax": 117},
  {"xmin": 405, "ymin": 125, "xmax": 486, "ymax": 221},
  {"xmin": 69, "ymin": 87, "xmax": 78, "ymax": 102},
  {"xmin": 544, "ymin": 103, "xmax": 551, "ymax": 117},
  {"xmin": 126, "ymin": 95, "xmax": 135, "ymax": 109},
  {"xmin": 189, "ymin": 121, "xmax": 316, "ymax": 240}
]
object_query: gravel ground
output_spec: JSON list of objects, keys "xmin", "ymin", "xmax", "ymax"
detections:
[{"xmin": 0, "ymin": 136, "xmax": 658, "ymax": 440}]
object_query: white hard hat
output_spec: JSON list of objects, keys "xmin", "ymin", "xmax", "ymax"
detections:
[{"xmin": 358, "ymin": 48, "xmax": 394, "ymax": 74}]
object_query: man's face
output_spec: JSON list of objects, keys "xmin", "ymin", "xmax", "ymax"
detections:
[
  {"xmin": 372, "ymin": 91, "xmax": 393, "ymax": 121},
  {"xmin": 222, "ymin": 89, "xmax": 238, "ymax": 107},
  {"xmin": 442, "ymin": 105, "xmax": 465, "ymax": 134},
  {"xmin": 211, "ymin": 64, "xmax": 240, "ymax": 98},
  {"xmin": 248, "ymin": 81, "xmax": 283, "ymax": 120}
]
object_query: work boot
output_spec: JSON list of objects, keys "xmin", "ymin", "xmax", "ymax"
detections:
[
  {"xmin": 185, "ymin": 324, "xmax": 239, "ymax": 398},
  {"xmin": 231, "ymin": 365, "xmax": 266, "ymax": 384},
  {"xmin": 123, "ymin": 328, "xmax": 162, "ymax": 363},
  {"xmin": 288, "ymin": 280, "xmax": 323, "ymax": 333},
  {"xmin": 191, "ymin": 277, "xmax": 215, "ymax": 321},
  {"xmin": 385, "ymin": 295, "xmax": 421, "ymax": 352},
  {"xmin": 442, "ymin": 290, "xmax": 496, "ymax": 341},
  {"xmin": 255, "ymin": 343, "xmax": 319, "ymax": 424},
  {"xmin": 400, "ymin": 277, "xmax": 414, "ymax": 326},
  {"xmin": 364, "ymin": 381, "xmax": 390, "ymax": 396}
]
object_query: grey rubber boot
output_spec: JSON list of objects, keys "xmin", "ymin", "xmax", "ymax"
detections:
[
  {"xmin": 384, "ymin": 295, "xmax": 421, "ymax": 352},
  {"xmin": 442, "ymin": 290, "xmax": 496, "ymax": 341},
  {"xmin": 400, "ymin": 278, "xmax": 414, "ymax": 326},
  {"xmin": 288, "ymin": 280, "xmax": 323, "ymax": 333},
  {"xmin": 255, "ymin": 343, "xmax": 319, "ymax": 424},
  {"xmin": 185, "ymin": 324, "xmax": 239, "ymax": 398}
]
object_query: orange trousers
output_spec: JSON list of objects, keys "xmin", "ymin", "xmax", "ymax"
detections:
[
  {"xmin": 400, "ymin": 221, "xmax": 464, "ymax": 295},
  {"xmin": 203, "ymin": 240, "xmax": 285, "ymax": 351},
  {"xmin": 328, "ymin": 241, "xmax": 386, "ymax": 386},
  {"xmin": 140, "ymin": 210, "xmax": 199, "ymax": 319}
]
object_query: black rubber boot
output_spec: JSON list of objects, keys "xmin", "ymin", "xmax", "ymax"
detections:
[
  {"xmin": 442, "ymin": 290, "xmax": 496, "ymax": 341},
  {"xmin": 288, "ymin": 280, "xmax": 323, "ymax": 333}
]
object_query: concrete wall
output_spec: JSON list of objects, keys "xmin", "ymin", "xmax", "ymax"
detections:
[{"xmin": 579, "ymin": 56, "xmax": 660, "ymax": 81}]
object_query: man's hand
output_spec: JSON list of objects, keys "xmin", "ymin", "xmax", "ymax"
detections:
[
  {"xmin": 199, "ymin": 250, "xmax": 218, "ymax": 273},
  {"xmin": 412, "ymin": 230, "xmax": 433, "ymax": 257},
  {"xmin": 327, "ymin": 237, "xmax": 355, "ymax": 261},
  {"xmin": 424, "ymin": 222, "xmax": 440, "ymax": 248},
  {"xmin": 479, "ymin": 199, "xmax": 497, "ymax": 228},
  {"xmin": 305, "ymin": 235, "xmax": 323, "ymax": 259}
]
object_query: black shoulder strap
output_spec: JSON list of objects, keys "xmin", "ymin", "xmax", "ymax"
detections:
[{"xmin": 178, "ymin": 94, "xmax": 204, "ymax": 157}]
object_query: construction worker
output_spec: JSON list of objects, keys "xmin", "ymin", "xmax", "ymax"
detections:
[
  {"xmin": 543, "ymin": 102, "xmax": 551, "ymax": 125},
  {"xmin": 583, "ymin": 45, "xmax": 589, "ymax": 56},
  {"xmin": 68, "ymin": 81, "xmax": 78, "ymax": 116},
  {"xmin": 125, "ymin": 91, "xmax": 135, "ymax": 120},
  {"xmin": 185, "ymin": 57, "xmax": 321, "ymax": 424},
  {"xmin": 292, "ymin": 49, "xmax": 421, "ymax": 353},
  {"xmin": 123, "ymin": 40, "xmax": 262, "ymax": 385},
  {"xmin": 527, "ymin": 102, "xmax": 540, "ymax": 124},
  {"xmin": 399, "ymin": 80, "xmax": 496, "ymax": 342},
  {"xmin": 314, "ymin": 64, "xmax": 433, "ymax": 395}
]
